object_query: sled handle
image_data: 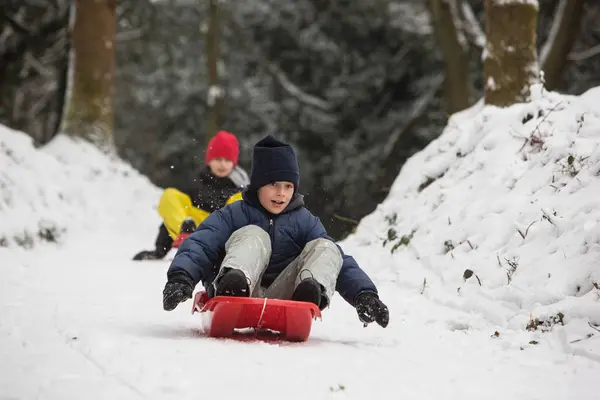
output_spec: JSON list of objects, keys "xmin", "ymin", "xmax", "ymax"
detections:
[{"xmin": 191, "ymin": 291, "xmax": 210, "ymax": 314}]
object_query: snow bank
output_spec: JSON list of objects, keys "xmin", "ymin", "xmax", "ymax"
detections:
[
  {"xmin": 0, "ymin": 127, "xmax": 162, "ymax": 248},
  {"xmin": 345, "ymin": 83, "xmax": 600, "ymax": 342}
]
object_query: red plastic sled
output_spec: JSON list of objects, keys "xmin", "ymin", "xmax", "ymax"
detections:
[{"xmin": 192, "ymin": 291, "xmax": 321, "ymax": 342}]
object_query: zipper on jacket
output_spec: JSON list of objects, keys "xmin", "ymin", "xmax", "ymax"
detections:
[{"xmin": 268, "ymin": 218, "xmax": 275, "ymax": 249}]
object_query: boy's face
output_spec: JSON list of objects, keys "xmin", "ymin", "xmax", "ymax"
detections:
[
  {"xmin": 258, "ymin": 181, "xmax": 295, "ymax": 214},
  {"xmin": 208, "ymin": 158, "xmax": 234, "ymax": 178}
]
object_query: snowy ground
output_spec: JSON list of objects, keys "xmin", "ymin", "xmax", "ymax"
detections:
[{"xmin": 1, "ymin": 84, "xmax": 600, "ymax": 399}]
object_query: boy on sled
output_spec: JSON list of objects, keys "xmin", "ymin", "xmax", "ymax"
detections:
[{"xmin": 161, "ymin": 135, "xmax": 389, "ymax": 328}]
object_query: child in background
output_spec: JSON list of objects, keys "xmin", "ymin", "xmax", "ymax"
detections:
[{"xmin": 133, "ymin": 131, "xmax": 249, "ymax": 260}]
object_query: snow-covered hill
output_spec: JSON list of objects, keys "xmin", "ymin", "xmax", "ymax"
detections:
[
  {"xmin": 343, "ymin": 83, "xmax": 600, "ymax": 350},
  {"xmin": 1, "ymin": 84, "xmax": 599, "ymax": 399},
  {"xmin": 0, "ymin": 127, "xmax": 162, "ymax": 248}
]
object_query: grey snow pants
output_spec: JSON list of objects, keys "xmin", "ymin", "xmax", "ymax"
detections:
[{"xmin": 212, "ymin": 225, "xmax": 342, "ymax": 306}]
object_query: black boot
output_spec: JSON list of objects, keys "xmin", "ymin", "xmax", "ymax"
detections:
[
  {"xmin": 292, "ymin": 278, "xmax": 324, "ymax": 308},
  {"xmin": 133, "ymin": 249, "xmax": 162, "ymax": 260},
  {"xmin": 215, "ymin": 269, "xmax": 250, "ymax": 297},
  {"xmin": 133, "ymin": 244, "xmax": 169, "ymax": 261},
  {"xmin": 180, "ymin": 217, "xmax": 197, "ymax": 234},
  {"xmin": 134, "ymin": 224, "xmax": 173, "ymax": 261}
]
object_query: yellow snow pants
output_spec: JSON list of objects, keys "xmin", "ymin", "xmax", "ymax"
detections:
[{"xmin": 157, "ymin": 188, "xmax": 243, "ymax": 239}]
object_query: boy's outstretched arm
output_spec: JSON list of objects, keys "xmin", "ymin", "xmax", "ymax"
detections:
[
  {"xmin": 162, "ymin": 206, "xmax": 237, "ymax": 311},
  {"xmin": 304, "ymin": 212, "xmax": 389, "ymax": 327}
]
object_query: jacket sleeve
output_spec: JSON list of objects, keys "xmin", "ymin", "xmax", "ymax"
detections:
[
  {"xmin": 303, "ymin": 211, "xmax": 378, "ymax": 306},
  {"xmin": 166, "ymin": 204, "xmax": 238, "ymax": 286}
]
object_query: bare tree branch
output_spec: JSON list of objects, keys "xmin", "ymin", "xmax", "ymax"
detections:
[
  {"xmin": 116, "ymin": 28, "xmax": 144, "ymax": 42},
  {"xmin": 568, "ymin": 44, "xmax": 600, "ymax": 61},
  {"xmin": 24, "ymin": 53, "xmax": 54, "ymax": 78},
  {"xmin": 461, "ymin": 1, "xmax": 485, "ymax": 49},
  {"xmin": 382, "ymin": 73, "xmax": 444, "ymax": 161},
  {"xmin": 540, "ymin": 0, "xmax": 568, "ymax": 64},
  {"xmin": 448, "ymin": 0, "xmax": 469, "ymax": 52},
  {"xmin": 221, "ymin": 5, "xmax": 332, "ymax": 112},
  {"xmin": 3, "ymin": 11, "xmax": 33, "ymax": 36}
]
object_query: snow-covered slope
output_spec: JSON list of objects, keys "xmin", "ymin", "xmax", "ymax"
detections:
[
  {"xmin": 0, "ymin": 127, "xmax": 162, "ymax": 248},
  {"xmin": 344, "ymin": 83, "xmax": 600, "ymax": 352},
  {"xmin": 1, "ymin": 84, "xmax": 599, "ymax": 400}
]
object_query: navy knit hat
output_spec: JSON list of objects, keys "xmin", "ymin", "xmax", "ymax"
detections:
[{"xmin": 250, "ymin": 135, "xmax": 300, "ymax": 191}]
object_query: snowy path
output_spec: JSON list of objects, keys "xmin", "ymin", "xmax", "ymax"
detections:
[{"xmin": 2, "ymin": 234, "xmax": 598, "ymax": 400}]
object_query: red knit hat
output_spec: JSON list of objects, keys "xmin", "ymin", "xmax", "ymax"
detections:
[{"xmin": 205, "ymin": 131, "xmax": 240, "ymax": 165}]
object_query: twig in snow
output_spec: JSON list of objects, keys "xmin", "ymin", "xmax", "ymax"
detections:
[
  {"xmin": 575, "ymin": 113, "xmax": 586, "ymax": 135},
  {"xmin": 592, "ymin": 281, "xmax": 600, "ymax": 300},
  {"xmin": 532, "ymin": 102, "xmax": 563, "ymax": 137},
  {"xmin": 420, "ymin": 277, "xmax": 427, "ymax": 295},
  {"xmin": 517, "ymin": 133, "xmax": 544, "ymax": 153},
  {"xmin": 589, "ymin": 322, "xmax": 600, "ymax": 333},
  {"xmin": 517, "ymin": 138, "xmax": 529, "ymax": 153},
  {"xmin": 570, "ymin": 333, "xmax": 594, "ymax": 343},
  {"xmin": 525, "ymin": 221, "xmax": 537, "ymax": 236},
  {"xmin": 517, "ymin": 102, "xmax": 563, "ymax": 153},
  {"xmin": 505, "ymin": 256, "xmax": 519, "ymax": 284},
  {"xmin": 517, "ymin": 221, "xmax": 537, "ymax": 239},
  {"xmin": 541, "ymin": 209, "xmax": 556, "ymax": 226}
]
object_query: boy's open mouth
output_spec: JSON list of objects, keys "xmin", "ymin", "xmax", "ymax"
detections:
[{"xmin": 271, "ymin": 199, "xmax": 285, "ymax": 206}]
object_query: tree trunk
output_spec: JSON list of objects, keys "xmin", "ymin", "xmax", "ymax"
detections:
[
  {"xmin": 59, "ymin": 0, "xmax": 116, "ymax": 151},
  {"xmin": 427, "ymin": 0, "xmax": 471, "ymax": 115},
  {"xmin": 540, "ymin": 0, "xmax": 584, "ymax": 91},
  {"xmin": 205, "ymin": 0, "xmax": 224, "ymax": 144},
  {"xmin": 483, "ymin": 0, "xmax": 539, "ymax": 107}
]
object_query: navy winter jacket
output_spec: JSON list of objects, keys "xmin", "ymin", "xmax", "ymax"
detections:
[{"xmin": 166, "ymin": 190, "xmax": 378, "ymax": 306}]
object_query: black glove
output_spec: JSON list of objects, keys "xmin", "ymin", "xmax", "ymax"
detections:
[
  {"xmin": 163, "ymin": 273, "xmax": 194, "ymax": 311},
  {"xmin": 355, "ymin": 291, "xmax": 389, "ymax": 328}
]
